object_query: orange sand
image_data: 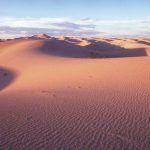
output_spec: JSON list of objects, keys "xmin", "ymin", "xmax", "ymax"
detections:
[{"xmin": 0, "ymin": 35, "xmax": 150, "ymax": 149}]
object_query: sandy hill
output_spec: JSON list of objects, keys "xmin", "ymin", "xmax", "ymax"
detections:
[
  {"xmin": 0, "ymin": 37, "xmax": 150, "ymax": 149},
  {"xmin": 30, "ymin": 34, "xmax": 51, "ymax": 40}
]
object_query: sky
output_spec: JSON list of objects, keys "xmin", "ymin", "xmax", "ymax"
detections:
[{"xmin": 0, "ymin": 0, "xmax": 150, "ymax": 38}]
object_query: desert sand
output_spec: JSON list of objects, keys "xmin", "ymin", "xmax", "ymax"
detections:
[{"xmin": 0, "ymin": 35, "xmax": 150, "ymax": 150}]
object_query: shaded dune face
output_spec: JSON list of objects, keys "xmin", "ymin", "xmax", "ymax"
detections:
[
  {"xmin": 0, "ymin": 68, "xmax": 16, "ymax": 91},
  {"xmin": 38, "ymin": 39, "xmax": 148, "ymax": 58},
  {"xmin": 39, "ymin": 39, "xmax": 92, "ymax": 58},
  {"xmin": 86, "ymin": 41, "xmax": 147, "ymax": 58},
  {"xmin": 63, "ymin": 37, "xmax": 82, "ymax": 44},
  {"xmin": 136, "ymin": 40, "xmax": 150, "ymax": 46}
]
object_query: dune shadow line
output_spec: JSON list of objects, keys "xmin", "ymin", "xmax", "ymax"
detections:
[
  {"xmin": 137, "ymin": 40, "xmax": 150, "ymax": 46},
  {"xmin": 38, "ymin": 39, "xmax": 148, "ymax": 58},
  {"xmin": 0, "ymin": 67, "xmax": 16, "ymax": 91}
]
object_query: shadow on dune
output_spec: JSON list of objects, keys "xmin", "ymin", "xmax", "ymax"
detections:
[
  {"xmin": 63, "ymin": 37, "xmax": 81, "ymax": 44},
  {"xmin": 85, "ymin": 41, "xmax": 148, "ymax": 58},
  {"xmin": 39, "ymin": 39, "xmax": 92, "ymax": 58},
  {"xmin": 0, "ymin": 67, "xmax": 16, "ymax": 91},
  {"xmin": 136, "ymin": 40, "xmax": 150, "ymax": 46},
  {"xmin": 39, "ymin": 39, "xmax": 148, "ymax": 58}
]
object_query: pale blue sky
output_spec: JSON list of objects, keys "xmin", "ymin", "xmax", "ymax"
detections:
[
  {"xmin": 1, "ymin": 0, "xmax": 150, "ymax": 19},
  {"xmin": 0, "ymin": 0, "xmax": 150, "ymax": 38}
]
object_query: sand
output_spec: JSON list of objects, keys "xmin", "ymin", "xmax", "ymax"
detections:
[{"xmin": 0, "ymin": 35, "xmax": 150, "ymax": 150}]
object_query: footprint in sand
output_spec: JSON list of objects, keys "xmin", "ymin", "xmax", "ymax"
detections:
[{"xmin": 41, "ymin": 90, "xmax": 57, "ymax": 98}]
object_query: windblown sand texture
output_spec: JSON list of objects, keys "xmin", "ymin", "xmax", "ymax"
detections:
[{"xmin": 0, "ymin": 35, "xmax": 150, "ymax": 150}]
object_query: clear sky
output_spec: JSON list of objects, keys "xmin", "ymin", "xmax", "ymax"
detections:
[{"xmin": 0, "ymin": 0, "xmax": 150, "ymax": 38}]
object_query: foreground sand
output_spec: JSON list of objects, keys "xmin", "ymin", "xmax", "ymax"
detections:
[{"xmin": 0, "ymin": 36, "xmax": 150, "ymax": 149}]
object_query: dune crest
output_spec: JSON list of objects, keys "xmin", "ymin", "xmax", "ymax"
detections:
[{"xmin": 30, "ymin": 34, "xmax": 51, "ymax": 40}]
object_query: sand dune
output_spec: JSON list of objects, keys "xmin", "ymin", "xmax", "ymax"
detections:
[
  {"xmin": 18, "ymin": 37, "xmax": 148, "ymax": 58},
  {"xmin": 136, "ymin": 40, "xmax": 150, "ymax": 46},
  {"xmin": 30, "ymin": 34, "xmax": 51, "ymax": 40},
  {"xmin": 0, "ymin": 36, "xmax": 150, "ymax": 150}
]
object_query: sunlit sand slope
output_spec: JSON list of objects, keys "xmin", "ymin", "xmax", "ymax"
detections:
[{"xmin": 0, "ymin": 37, "xmax": 150, "ymax": 150}]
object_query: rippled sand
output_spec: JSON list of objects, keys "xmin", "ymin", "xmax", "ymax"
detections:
[{"xmin": 0, "ymin": 36, "xmax": 150, "ymax": 149}]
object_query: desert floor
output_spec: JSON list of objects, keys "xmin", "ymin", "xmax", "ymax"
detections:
[{"xmin": 0, "ymin": 36, "xmax": 150, "ymax": 150}]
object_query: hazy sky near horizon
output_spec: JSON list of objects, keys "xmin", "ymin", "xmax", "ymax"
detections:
[{"xmin": 0, "ymin": 0, "xmax": 150, "ymax": 38}]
